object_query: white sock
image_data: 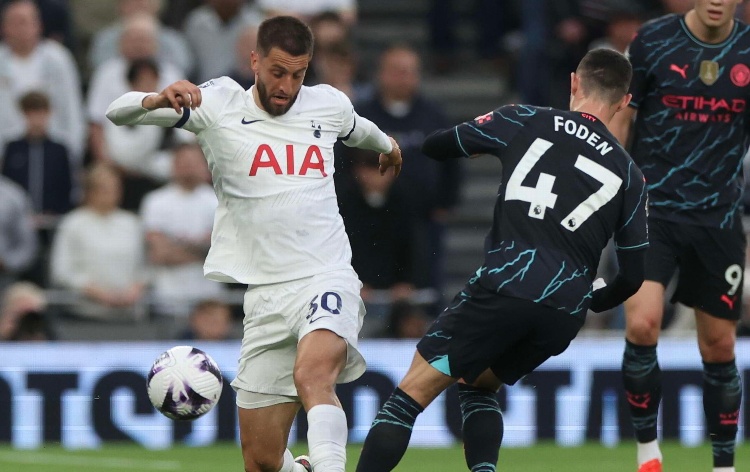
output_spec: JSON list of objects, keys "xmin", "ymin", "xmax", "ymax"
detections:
[
  {"xmin": 714, "ymin": 468, "xmax": 735, "ymax": 472},
  {"xmin": 278, "ymin": 449, "xmax": 308, "ymax": 472},
  {"xmin": 637, "ymin": 439, "xmax": 662, "ymax": 466},
  {"xmin": 307, "ymin": 404, "xmax": 348, "ymax": 472}
]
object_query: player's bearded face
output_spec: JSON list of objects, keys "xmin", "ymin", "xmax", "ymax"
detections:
[{"xmin": 253, "ymin": 48, "xmax": 309, "ymax": 116}]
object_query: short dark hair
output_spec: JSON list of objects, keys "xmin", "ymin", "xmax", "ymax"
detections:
[
  {"xmin": 127, "ymin": 57, "xmax": 159, "ymax": 84},
  {"xmin": 576, "ymin": 48, "xmax": 632, "ymax": 105},
  {"xmin": 257, "ymin": 15, "xmax": 314, "ymax": 57},
  {"xmin": 19, "ymin": 91, "xmax": 50, "ymax": 112}
]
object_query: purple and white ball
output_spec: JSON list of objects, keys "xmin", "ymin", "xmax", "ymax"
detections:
[{"xmin": 147, "ymin": 346, "xmax": 223, "ymax": 421}]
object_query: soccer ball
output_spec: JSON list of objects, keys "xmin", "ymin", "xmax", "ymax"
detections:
[{"xmin": 147, "ymin": 346, "xmax": 223, "ymax": 420}]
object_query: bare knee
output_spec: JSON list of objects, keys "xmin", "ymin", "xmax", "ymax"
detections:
[
  {"xmin": 699, "ymin": 333, "xmax": 736, "ymax": 363},
  {"xmin": 625, "ymin": 308, "xmax": 662, "ymax": 345},
  {"xmin": 241, "ymin": 445, "xmax": 283, "ymax": 472},
  {"xmin": 293, "ymin": 358, "xmax": 338, "ymax": 401}
]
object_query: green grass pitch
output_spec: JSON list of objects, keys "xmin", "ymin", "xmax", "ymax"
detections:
[{"xmin": 0, "ymin": 441, "xmax": 743, "ymax": 472}]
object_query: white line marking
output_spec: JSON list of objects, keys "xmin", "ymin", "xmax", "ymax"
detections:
[{"xmin": 0, "ymin": 451, "xmax": 181, "ymax": 470}]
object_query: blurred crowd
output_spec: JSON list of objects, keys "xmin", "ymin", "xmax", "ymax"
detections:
[{"xmin": 0, "ymin": 0, "xmax": 748, "ymax": 342}]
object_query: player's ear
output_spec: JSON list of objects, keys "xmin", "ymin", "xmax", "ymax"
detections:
[
  {"xmin": 570, "ymin": 72, "xmax": 579, "ymax": 96},
  {"xmin": 616, "ymin": 93, "xmax": 632, "ymax": 113},
  {"xmin": 250, "ymin": 50, "xmax": 260, "ymax": 74}
]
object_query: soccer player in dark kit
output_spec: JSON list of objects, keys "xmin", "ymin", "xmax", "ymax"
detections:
[
  {"xmin": 610, "ymin": 1, "xmax": 748, "ymax": 471},
  {"xmin": 355, "ymin": 48, "xmax": 649, "ymax": 472}
]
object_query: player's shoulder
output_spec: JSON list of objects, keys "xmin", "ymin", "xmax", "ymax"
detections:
[
  {"xmin": 198, "ymin": 76, "xmax": 246, "ymax": 94},
  {"xmin": 734, "ymin": 18, "xmax": 750, "ymax": 39},
  {"xmin": 195, "ymin": 76, "xmax": 248, "ymax": 113},
  {"xmin": 300, "ymin": 84, "xmax": 350, "ymax": 110},
  {"xmin": 636, "ymin": 13, "xmax": 681, "ymax": 38},
  {"xmin": 474, "ymin": 104, "xmax": 545, "ymax": 125}
]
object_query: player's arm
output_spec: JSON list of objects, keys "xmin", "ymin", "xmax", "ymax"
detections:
[
  {"xmin": 422, "ymin": 105, "xmax": 528, "ymax": 161},
  {"xmin": 590, "ymin": 162, "xmax": 649, "ymax": 313},
  {"xmin": 589, "ymin": 249, "xmax": 645, "ymax": 313},
  {"xmin": 106, "ymin": 80, "xmax": 217, "ymax": 133},
  {"xmin": 339, "ymin": 93, "xmax": 401, "ymax": 175}
]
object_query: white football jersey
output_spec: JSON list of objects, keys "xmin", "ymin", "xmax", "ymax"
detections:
[{"xmin": 107, "ymin": 77, "xmax": 392, "ymax": 284}]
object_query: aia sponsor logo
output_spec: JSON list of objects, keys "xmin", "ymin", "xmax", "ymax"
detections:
[
  {"xmin": 249, "ymin": 144, "xmax": 327, "ymax": 177},
  {"xmin": 731, "ymin": 64, "xmax": 750, "ymax": 87}
]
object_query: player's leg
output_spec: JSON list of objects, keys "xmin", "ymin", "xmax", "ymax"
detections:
[
  {"xmin": 622, "ymin": 219, "xmax": 677, "ymax": 471},
  {"xmin": 623, "ymin": 281, "xmax": 666, "ymax": 470},
  {"xmin": 292, "ymin": 270, "xmax": 368, "ymax": 472},
  {"xmin": 695, "ymin": 311, "xmax": 741, "ymax": 472},
  {"xmin": 294, "ymin": 328, "xmax": 349, "ymax": 472},
  {"xmin": 687, "ymin": 224, "xmax": 744, "ymax": 472},
  {"xmin": 460, "ymin": 370, "xmax": 503, "ymax": 472},
  {"xmin": 356, "ymin": 350, "xmax": 456, "ymax": 472},
  {"xmin": 232, "ymin": 283, "xmax": 315, "ymax": 472},
  {"xmin": 237, "ymin": 399, "xmax": 308, "ymax": 472}
]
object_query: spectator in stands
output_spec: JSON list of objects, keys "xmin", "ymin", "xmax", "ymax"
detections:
[
  {"xmin": 0, "ymin": 0, "xmax": 75, "ymax": 51},
  {"xmin": 0, "ymin": 281, "xmax": 53, "ymax": 341},
  {"xmin": 2, "ymin": 91, "xmax": 75, "ymax": 286},
  {"xmin": 338, "ymin": 150, "xmax": 414, "ymax": 303},
  {"xmin": 159, "ymin": 0, "xmax": 202, "ymax": 29},
  {"xmin": 182, "ymin": 0, "xmax": 263, "ymax": 83},
  {"xmin": 0, "ymin": 176, "xmax": 37, "ymax": 294},
  {"xmin": 91, "ymin": 57, "xmax": 191, "ymax": 211},
  {"xmin": 140, "ymin": 142, "xmax": 222, "ymax": 318},
  {"xmin": 225, "ymin": 24, "xmax": 257, "ymax": 90},
  {"xmin": 178, "ymin": 298, "xmax": 233, "ymax": 340},
  {"xmin": 304, "ymin": 11, "xmax": 350, "ymax": 85},
  {"xmin": 2, "ymin": 91, "xmax": 75, "ymax": 219},
  {"xmin": 49, "ymin": 164, "xmax": 146, "ymax": 320},
  {"xmin": 88, "ymin": 0, "xmax": 194, "ymax": 75},
  {"xmin": 356, "ymin": 45, "xmax": 461, "ymax": 301},
  {"xmin": 337, "ymin": 150, "xmax": 414, "ymax": 337},
  {"xmin": 0, "ymin": 0, "xmax": 85, "ymax": 167},
  {"xmin": 385, "ymin": 300, "xmax": 430, "ymax": 339},
  {"xmin": 588, "ymin": 10, "xmax": 644, "ymax": 53},
  {"xmin": 313, "ymin": 40, "xmax": 372, "ymax": 103},
  {"xmin": 517, "ymin": 0, "xmax": 590, "ymax": 108},
  {"xmin": 257, "ymin": 0, "xmax": 357, "ymax": 25},
  {"xmin": 427, "ymin": 0, "xmax": 509, "ymax": 74}
]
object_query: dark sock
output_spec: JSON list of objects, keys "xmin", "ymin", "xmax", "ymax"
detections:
[
  {"xmin": 621, "ymin": 340, "xmax": 662, "ymax": 443},
  {"xmin": 458, "ymin": 384, "xmax": 503, "ymax": 472},
  {"xmin": 356, "ymin": 388, "xmax": 424, "ymax": 472},
  {"xmin": 703, "ymin": 359, "xmax": 741, "ymax": 468}
]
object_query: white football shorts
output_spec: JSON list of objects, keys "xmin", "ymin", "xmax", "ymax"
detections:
[{"xmin": 231, "ymin": 268, "xmax": 366, "ymax": 407}]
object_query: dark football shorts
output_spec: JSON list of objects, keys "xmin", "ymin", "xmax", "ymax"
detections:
[
  {"xmin": 416, "ymin": 283, "xmax": 584, "ymax": 385},
  {"xmin": 645, "ymin": 218, "xmax": 745, "ymax": 320}
]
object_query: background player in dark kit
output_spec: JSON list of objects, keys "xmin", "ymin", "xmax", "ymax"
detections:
[
  {"xmin": 355, "ymin": 48, "xmax": 648, "ymax": 472},
  {"xmin": 610, "ymin": 2, "xmax": 748, "ymax": 471}
]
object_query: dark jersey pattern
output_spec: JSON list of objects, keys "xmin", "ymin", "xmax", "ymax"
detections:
[
  {"xmin": 454, "ymin": 106, "xmax": 648, "ymax": 315},
  {"xmin": 628, "ymin": 14, "xmax": 750, "ymax": 229}
]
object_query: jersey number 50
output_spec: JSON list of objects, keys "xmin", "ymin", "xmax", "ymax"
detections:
[{"xmin": 505, "ymin": 138, "xmax": 622, "ymax": 232}]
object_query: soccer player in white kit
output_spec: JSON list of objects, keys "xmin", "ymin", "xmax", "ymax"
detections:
[{"xmin": 106, "ymin": 15, "xmax": 402, "ymax": 472}]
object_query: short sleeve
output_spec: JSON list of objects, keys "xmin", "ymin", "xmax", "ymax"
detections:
[{"xmin": 614, "ymin": 161, "xmax": 649, "ymax": 252}]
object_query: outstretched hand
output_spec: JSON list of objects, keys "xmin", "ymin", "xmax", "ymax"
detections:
[
  {"xmin": 379, "ymin": 136, "xmax": 402, "ymax": 177},
  {"xmin": 142, "ymin": 80, "xmax": 203, "ymax": 113}
]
